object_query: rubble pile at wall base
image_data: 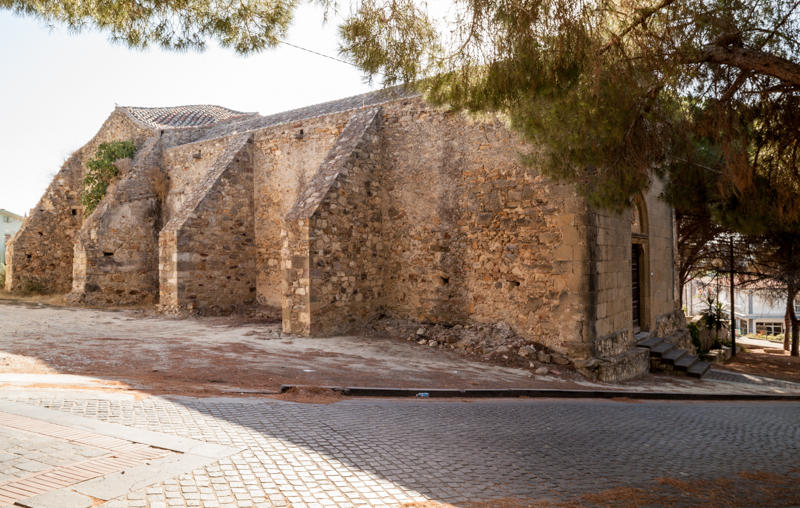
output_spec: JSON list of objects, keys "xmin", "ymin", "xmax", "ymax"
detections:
[{"xmin": 369, "ymin": 317, "xmax": 573, "ymax": 375}]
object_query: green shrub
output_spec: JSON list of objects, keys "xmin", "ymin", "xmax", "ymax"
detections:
[
  {"xmin": 688, "ymin": 321, "xmax": 702, "ymax": 353},
  {"xmin": 21, "ymin": 279, "xmax": 44, "ymax": 295},
  {"xmin": 81, "ymin": 140, "xmax": 136, "ymax": 216},
  {"xmin": 0, "ymin": 265, "xmax": 5, "ymax": 288}
]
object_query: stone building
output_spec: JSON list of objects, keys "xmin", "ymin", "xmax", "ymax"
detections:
[
  {"xmin": 5, "ymin": 88, "xmax": 686, "ymax": 381},
  {"xmin": 1, "ymin": 209, "xmax": 24, "ymax": 268}
]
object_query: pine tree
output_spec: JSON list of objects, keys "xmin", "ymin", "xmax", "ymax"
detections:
[{"xmin": 337, "ymin": 0, "xmax": 800, "ymax": 212}]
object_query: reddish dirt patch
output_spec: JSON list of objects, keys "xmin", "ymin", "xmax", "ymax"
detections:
[
  {"xmin": 401, "ymin": 503, "xmax": 458, "ymax": 508},
  {"xmin": 719, "ymin": 347, "xmax": 800, "ymax": 383},
  {"xmin": 272, "ymin": 386, "xmax": 344, "ymax": 404},
  {"xmin": 0, "ymin": 306, "xmax": 564, "ymax": 397},
  {"xmin": 0, "ymin": 338, "xmax": 284, "ymax": 398},
  {"xmin": 446, "ymin": 468, "xmax": 800, "ymax": 507},
  {"xmin": 609, "ymin": 397, "xmax": 644, "ymax": 403},
  {"xmin": 464, "ymin": 500, "xmax": 551, "ymax": 507}
]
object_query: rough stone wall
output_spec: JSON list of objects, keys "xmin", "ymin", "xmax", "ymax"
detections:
[
  {"xmin": 161, "ymin": 136, "xmax": 233, "ymax": 225},
  {"xmin": 5, "ymin": 110, "xmax": 152, "ymax": 293},
  {"xmin": 591, "ymin": 182, "xmax": 677, "ymax": 339},
  {"xmin": 282, "ymin": 108, "xmax": 384, "ymax": 335},
  {"xmin": 252, "ymin": 112, "xmax": 353, "ymax": 308},
  {"xmin": 70, "ymin": 138, "xmax": 164, "ymax": 305},
  {"xmin": 4, "ymin": 149, "xmax": 82, "ymax": 293},
  {"xmin": 591, "ymin": 209, "xmax": 635, "ymax": 349},
  {"xmin": 280, "ymin": 221, "xmax": 310, "ymax": 333},
  {"xmin": 376, "ymin": 98, "xmax": 589, "ymax": 356},
  {"xmin": 655, "ymin": 309, "xmax": 692, "ymax": 350},
  {"xmin": 643, "ymin": 178, "xmax": 678, "ymax": 321},
  {"xmin": 580, "ymin": 181, "xmax": 679, "ymax": 381},
  {"xmin": 158, "ymin": 134, "xmax": 255, "ymax": 313},
  {"xmin": 7, "ymin": 92, "xmax": 682, "ymax": 382}
]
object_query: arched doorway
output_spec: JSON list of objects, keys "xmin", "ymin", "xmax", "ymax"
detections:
[{"xmin": 631, "ymin": 197, "xmax": 649, "ymax": 331}]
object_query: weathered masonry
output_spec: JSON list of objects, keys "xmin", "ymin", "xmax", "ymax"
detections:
[{"xmin": 5, "ymin": 88, "xmax": 684, "ymax": 381}]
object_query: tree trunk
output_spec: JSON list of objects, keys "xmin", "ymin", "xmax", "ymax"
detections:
[
  {"xmin": 785, "ymin": 295, "xmax": 792, "ymax": 351},
  {"xmin": 788, "ymin": 286, "xmax": 799, "ymax": 357}
]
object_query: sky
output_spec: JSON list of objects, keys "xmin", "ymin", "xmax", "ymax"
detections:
[{"xmin": 0, "ymin": 3, "xmax": 377, "ymax": 216}]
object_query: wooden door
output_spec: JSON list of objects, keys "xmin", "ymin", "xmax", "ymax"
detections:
[{"xmin": 632, "ymin": 244, "xmax": 641, "ymax": 330}]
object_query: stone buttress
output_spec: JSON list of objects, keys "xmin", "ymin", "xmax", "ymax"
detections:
[
  {"xmin": 158, "ymin": 134, "xmax": 256, "ymax": 313},
  {"xmin": 282, "ymin": 108, "xmax": 384, "ymax": 335}
]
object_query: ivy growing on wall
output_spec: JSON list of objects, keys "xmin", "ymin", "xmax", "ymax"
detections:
[{"xmin": 81, "ymin": 140, "xmax": 136, "ymax": 216}]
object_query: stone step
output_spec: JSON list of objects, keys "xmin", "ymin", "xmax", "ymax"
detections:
[
  {"xmin": 649, "ymin": 341, "xmax": 674, "ymax": 357},
  {"xmin": 687, "ymin": 360, "xmax": 711, "ymax": 378},
  {"xmin": 674, "ymin": 353, "xmax": 699, "ymax": 371},
  {"xmin": 637, "ymin": 335, "xmax": 663, "ymax": 349},
  {"xmin": 637, "ymin": 332, "xmax": 711, "ymax": 379},
  {"xmin": 661, "ymin": 347, "xmax": 686, "ymax": 365}
]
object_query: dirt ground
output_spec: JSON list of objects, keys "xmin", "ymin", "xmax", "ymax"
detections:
[
  {"xmin": 401, "ymin": 468, "xmax": 800, "ymax": 507},
  {"xmin": 1, "ymin": 295, "xmax": 797, "ymax": 398},
  {"xmin": 0, "ymin": 296, "xmax": 593, "ymax": 397},
  {"xmin": 719, "ymin": 345, "xmax": 800, "ymax": 383}
]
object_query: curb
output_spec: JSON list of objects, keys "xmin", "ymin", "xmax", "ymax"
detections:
[{"xmin": 279, "ymin": 385, "xmax": 800, "ymax": 401}]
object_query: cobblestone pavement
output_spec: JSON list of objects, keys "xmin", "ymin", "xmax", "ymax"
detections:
[
  {"xmin": 0, "ymin": 394, "xmax": 797, "ymax": 507},
  {"xmin": 706, "ymin": 367, "xmax": 800, "ymax": 390},
  {"xmin": 0, "ymin": 426, "xmax": 106, "ymax": 483}
]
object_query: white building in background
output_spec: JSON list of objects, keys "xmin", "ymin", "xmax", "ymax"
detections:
[
  {"xmin": 684, "ymin": 277, "xmax": 795, "ymax": 336},
  {"xmin": 1, "ymin": 209, "xmax": 24, "ymax": 267}
]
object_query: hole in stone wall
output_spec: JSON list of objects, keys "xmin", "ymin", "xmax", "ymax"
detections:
[
  {"xmin": 508, "ymin": 280, "xmax": 521, "ymax": 287},
  {"xmin": 71, "ymin": 209, "xmax": 78, "ymax": 216},
  {"xmin": 37, "ymin": 232, "xmax": 43, "ymax": 236},
  {"xmin": 439, "ymin": 276, "xmax": 450, "ymax": 286},
  {"xmin": 26, "ymin": 254, "xmax": 31, "ymax": 260},
  {"xmin": 295, "ymin": 129, "xmax": 305, "ymax": 140},
  {"xmin": 103, "ymin": 251, "xmax": 114, "ymax": 257}
]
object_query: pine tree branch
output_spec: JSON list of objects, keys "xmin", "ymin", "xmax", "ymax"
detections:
[
  {"xmin": 599, "ymin": 0, "xmax": 677, "ymax": 54},
  {"xmin": 695, "ymin": 45, "xmax": 800, "ymax": 86}
]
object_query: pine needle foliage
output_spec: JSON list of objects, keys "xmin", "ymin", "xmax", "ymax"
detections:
[
  {"xmin": 0, "ymin": 0, "xmax": 297, "ymax": 53},
  {"xmin": 81, "ymin": 140, "xmax": 136, "ymax": 217},
  {"xmin": 6, "ymin": 0, "xmax": 800, "ymax": 218},
  {"xmin": 338, "ymin": 0, "xmax": 800, "ymax": 214}
]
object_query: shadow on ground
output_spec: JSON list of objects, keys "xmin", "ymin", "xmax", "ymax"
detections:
[
  {"xmin": 2, "ymin": 300, "xmax": 800, "ymax": 506},
  {"xmin": 0, "ymin": 299, "xmax": 587, "ymax": 398}
]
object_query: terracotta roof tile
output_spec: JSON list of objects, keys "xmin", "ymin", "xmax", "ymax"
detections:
[{"xmin": 120, "ymin": 105, "xmax": 251, "ymax": 129}]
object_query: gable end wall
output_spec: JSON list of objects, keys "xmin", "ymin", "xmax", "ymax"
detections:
[{"xmin": 5, "ymin": 110, "xmax": 153, "ymax": 293}]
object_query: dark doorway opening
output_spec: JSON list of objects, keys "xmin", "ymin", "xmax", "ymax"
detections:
[{"xmin": 632, "ymin": 244, "xmax": 642, "ymax": 331}]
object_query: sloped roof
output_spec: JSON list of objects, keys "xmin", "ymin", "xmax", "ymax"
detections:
[
  {"xmin": 120, "ymin": 105, "xmax": 253, "ymax": 129},
  {"xmin": 193, "ymin": 86, "xmax": 420, "ymax": 142},
  {"xmin": 0, "ymin": 209, "xmax": 24, "ymax": 221},
  {"xmin": 118, "ymin": 87, "xmax": 420, "ymax": 140}
]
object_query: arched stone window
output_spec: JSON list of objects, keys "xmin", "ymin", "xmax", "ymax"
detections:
[
  {"xmin": 631, "ymin": 196, "xmax": 649, "ymax": 331},
  {"xmin": 631, "ymin": 197, "xmax": 648, "ymax": 236}
]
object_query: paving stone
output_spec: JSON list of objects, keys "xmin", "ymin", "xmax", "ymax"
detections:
[{"xmin": 0, "ymin": 396, "xmax": 796, "ymax": 506}]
